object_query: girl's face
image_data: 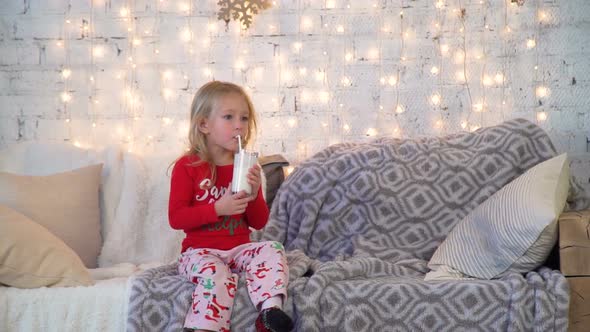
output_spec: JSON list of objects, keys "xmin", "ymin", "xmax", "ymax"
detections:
[{"xmin": 200, "ymin": 92, "xmax": 250, "ymax": 156}]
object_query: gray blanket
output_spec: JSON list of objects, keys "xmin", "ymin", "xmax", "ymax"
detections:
[{"xmin": 127, "ymin": 118, "xmax": 569, "ymax": 331}]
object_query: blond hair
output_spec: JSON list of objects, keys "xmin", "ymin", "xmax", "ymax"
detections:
[{"xmin": 174, "ymin": 81, "xmax": 258, "ymax": 185}]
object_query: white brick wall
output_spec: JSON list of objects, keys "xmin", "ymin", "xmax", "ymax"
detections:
[{"xmin": 0, "ymin": 0, "xmax": 589, "ymax": 172}]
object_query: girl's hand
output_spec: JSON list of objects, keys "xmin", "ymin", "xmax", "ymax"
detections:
[
  {"xmin": 214, "ymin": 185, "xmax": 250, "ymax": 216},
  {"xmin": 246, "ymin": 164, "xmax": 262, "ymax": 201}
]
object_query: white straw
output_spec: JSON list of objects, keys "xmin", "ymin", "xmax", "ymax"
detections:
[{"xmin": 236, "ymin": 134, "xmax": 242, "ymax": 151}]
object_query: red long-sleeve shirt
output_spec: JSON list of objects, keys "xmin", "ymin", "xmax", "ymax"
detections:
[{"xmin": 168, "ymin": 155, "xmax": 269, "ymax": 253}]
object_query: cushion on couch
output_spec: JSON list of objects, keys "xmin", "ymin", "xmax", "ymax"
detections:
[
  {"xmin": 426, "ymin": 153, "xmax": 570, "ymax": 280},
  {"xmin": 0, "ymin": 164, "xmax": 103, "ymax": 268},
  {"xmin": 0, "ymin": 204, "xmax": 94, "ymax": 288},
  {"xmin": 259, "ymin": 154, "xmax": 289, "ymax": 208}
]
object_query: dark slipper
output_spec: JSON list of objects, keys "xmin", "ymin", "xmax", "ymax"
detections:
[{"xmin": 255, "ymin": 307, "xmax": 294, "ymax": 332}]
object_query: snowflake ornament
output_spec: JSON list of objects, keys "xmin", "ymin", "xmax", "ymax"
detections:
[{"xmin": 217, "ymin": 0, "xmax": 273, "ymax": 29}]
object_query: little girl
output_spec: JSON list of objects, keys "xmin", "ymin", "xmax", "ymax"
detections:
[{"xmin": 169, "ymin": 81, "xmax": 293, "ymax": 332}]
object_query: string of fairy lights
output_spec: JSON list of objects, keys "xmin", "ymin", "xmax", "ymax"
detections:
[{"xmin": 51, "ymin": 0, "xmax": 553, "ymax": 161}]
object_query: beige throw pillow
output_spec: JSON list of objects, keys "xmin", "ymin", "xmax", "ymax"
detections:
[
  {"xmin": 426, "ymin": 153, "xmax": 570, "ymax": 280},
  {"xmin": 0, "ymin": 164, "xmax": 103, "ymax": 268},
  {"xmin": 0, "ymin": 205, "xmax": 93, "ymax": 288}
]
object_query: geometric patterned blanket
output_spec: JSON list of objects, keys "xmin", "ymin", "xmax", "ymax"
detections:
[
  {"xmin": 127, "ymin": 118, "xmax": 569, "ymax": 331},
  {"xmin": 262, "ymin": 118, "xmax": 559, "ymax": 263}
]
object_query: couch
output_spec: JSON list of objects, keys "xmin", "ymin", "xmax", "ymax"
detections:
[{"xmin": 0, "ymin": 118, "xmax": 586, "ymax": 331}]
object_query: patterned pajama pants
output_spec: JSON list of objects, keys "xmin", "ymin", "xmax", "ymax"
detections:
[{"xmin": 177, "ymin": 241, "xmax": 289, "ymax": 332}]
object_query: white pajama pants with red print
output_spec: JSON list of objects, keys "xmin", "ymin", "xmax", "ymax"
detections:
[{"xmin": 177, "ymin": 241, "xmax": 289, "ymax": 332}]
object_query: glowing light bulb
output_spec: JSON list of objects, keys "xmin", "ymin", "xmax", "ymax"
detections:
[
  {"xmin": 315, "ymin": 71, "xmax": 325, "ymax": 81},
  {"xmin": 536, "ymin": 86, "xmax": 549, "ymax": 98},
  {"xmin": 336, "ymin": 25, "xmax": 344, "ymax": 33},
  {"xmin": 292, "ymin": 42, "xmax": 302, "ymax": 52},
  {"xmin": 93, "ymin": 46, "xmax": 104, "ymax": 57},
  {"xmin": 288, "ymin": 118, "xmax": 297, "ymax": 127},
  {"xmin": 318, "ymin": 91, "xmax": 330, "ymax": 103},
  {"xmin": 455, "ymin": 70, "xmax": 466, "ymax": 82},
  {"xmin": 181, "ymin": 28, "xmax": 192, "ymax": 42},
  {"xmin": 454, "ymin": 50, "xmax": 465, "ymax": 64},
  {"xmin": 163, "ymin": 88, "xmax": 173, "ymax": 99},
  {"xmin": 301, "ymin": 90, "xmax": 311, "ymax": 102},
  {"xmin": 345, "ymin": 52, "xmax": 353, "ymax": 62},
  {"xmin": 341, "ymin": 76, "xmax": 351, "ymax": 85},
  {"xmin": 482, "ymin": 75, "xmax": 493, "ymax": 86},
  {"xmin": 343, "ymin": 124, "xmax": 350, "ymax": 131},
  {"xmin": 235, "ymin": 59, "xmax": 245, "ymax": 70},
  {"xmin": 395, "ymin": 105, "xmax": 405, "ymax": 114},
  {"xmin": 61, "ymin": 68, "xmax": 71, "ymax": 79},
  {"xmin": 430, "ymin": 66, "xmax": 439, "ymax": 75},
  {"xmin": 282, "ymin": 70, "xmax": 293, "ymax": 82},
  {"xmin": 301, "ymin": 17, "xmax": 313, "ymax": 30},
  {"xmin": 179, "ymin": 2, "xmax": 190, "ymax": 12},
  {"xmin": 162, "ymin": 70, "xmax": 172, "ymax": 80},
  {"xmin": 119, "ymin": 7, "xmax": 129, "ymax": 17},
  {"xmin": 440, "ymin": 44, "xmax": 449, "ymax": 55},
  {"xmin": 368, "ymin": 48, "xmax": 379, "ymax": 60},
  {"xmin": 526, "ymin": 39, "xmax": 536, "ymax": 49},
  {"xmin": 61, "ymin": 92, "xmax": 72, "ymax": 102},
  {"xmin": 538, "ymin": 10, "xmax": 548, "ymax": 22},
  {"xmin": 435, "ymin": 1, "xmax": 444, "ymax": 9},
  {"xmin": 431, "ymin": 94, "xmax": 441, "ymax": 105},
  {"xmin": 537, "ymin": 112, "xmax": 547, "ymax": 121},
  {"xmin": 366, "ymin": 128, "xmax": 377, "ymax": 136},
  {"xmin": 388, "ymin": 76, "xmax": 397, "ymax": 86},
  {"xmin": 247, "ymin": 66, "xmax": 261, "ymax": 80},
  {"xmin": 473, "ymin": 103, "xmax": 484, "ymax": 113},
  {"xmin": 495, "ymin": 73, "xmax": 504, "ymax": 84}
]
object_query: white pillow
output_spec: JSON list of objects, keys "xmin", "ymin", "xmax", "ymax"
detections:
[{"xmin": 425, "ymin": 153, "xmax": 570, "ymax": 280}]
